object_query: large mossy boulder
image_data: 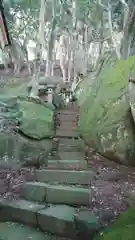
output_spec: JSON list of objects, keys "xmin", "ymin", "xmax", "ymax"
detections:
[
  {"xmin": 19, "ymin": 100, "xmax": 54, "ymax": 139},
  {"xmin": 0, "ymin": 133, "xmax": 52, "ymax": 167},
  {"xmin": 94, "ymin": 207, "xmax": 135, "ymax": 240},
  {"xmin": 0, "ymin": 96, "xmax": 22, "ymax": 132},
  {"xmin": 0, "ymin": 82, "xmax": 54, "ymax": 166},
  {"xmin": 79, "ymin": 53, "xmax": 135, "ymax": 166}
]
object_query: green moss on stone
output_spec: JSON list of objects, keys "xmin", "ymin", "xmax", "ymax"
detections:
[
  {"xmin": 19, "ymin": 100, "xmax": 54, "ymax": 139},
  {"xmin": 79, "ymin": 53, "xmax": 135, "ymax": 165}
]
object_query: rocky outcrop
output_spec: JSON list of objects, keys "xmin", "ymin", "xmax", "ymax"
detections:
[
  {"xmin": 0, "ymin": 94, "xmax": 54, "ymax": 167},
  {"xmin": 79, "ymin": 54, "xmax": 135, "ymax": 166},
  {"xmin": 18, "ymin": 100, "xmax": 54, "ymax": 139}
]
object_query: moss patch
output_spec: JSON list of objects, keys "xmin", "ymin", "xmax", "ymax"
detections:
[
  {"xmin": 79, "ymin": 53, "xmax": 135, "ymax": 165},
  {"xmin": 19, "ymin": 100, "xmax": 54, "ymax": 139},
  {"xmin": 94, "ymin": 207, "xmax": 135, "ymax": 240}
]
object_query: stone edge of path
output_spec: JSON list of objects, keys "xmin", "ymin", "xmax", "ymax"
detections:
[
  {"xmin": 35, "ymin": 169, "xmax": 96, "ymax": 185},
  {"xmin": 0, "ymin": 198, "xmax": 100, "ymax": 238},
  {"xmin": 21, "ymin": 181, "xmax": 91, "ymax": 205}
]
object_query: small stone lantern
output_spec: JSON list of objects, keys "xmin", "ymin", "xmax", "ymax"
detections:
[{"xmin": 47, "ymin": 84, "xmax": 55, "ymax": 103}]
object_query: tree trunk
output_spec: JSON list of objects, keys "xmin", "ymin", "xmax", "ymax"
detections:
[
  {"xmin": 45, "ymin": 18, "xmax": 57, "ymax": 77},
  {"xmin": 45, "ymin": 0, "xmax": 57, "ymax": 77}
]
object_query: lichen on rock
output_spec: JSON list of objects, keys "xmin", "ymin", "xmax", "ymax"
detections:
[{"xmin": 79, "ymin": 53, "xmax": 135, "ymax": 166}]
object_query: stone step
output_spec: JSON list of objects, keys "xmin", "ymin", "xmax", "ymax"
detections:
[
  {"xmin": 57, "ymin": 115, "xmax": 77, "ymax": 121},
  {"xmin": 57, "ymin": 110, "xmax": 78, "ymax": 115},
  {"xmin": 0, "ymin": 198, "xmax": 99, "ymax": 238},
  {"xmin": 46, "ymin": 160, "xmax": 87, "ymax": 170},
  {"xmin": 22, "ymin": 182, "xmax": 90, "ymax": 205},
  {"xmin": 0, "ymin": 222, "xmax": 61, "ymax": 240},
  {"xmin": 58, "ymin": 122, "xmax": 77, "ymax": 126},
  {"xmin": 0, "ymin": 198, "xmax": 76, "ymax": 237},
  {"xmin": 59, "ymin": 121, "xmax": 77, "ymax": 126},
  {"xmin": 58, "ymin": 138, "xmax": 85, "ymax": 152},
  {"xmin": 0, "ymin": 199, "xmax": 45, "ymax": 227},
  {"xmin": 57, "ymin": 126, "xmax": 77, "ymax": 131},
  {"xmin": 37, "ymin": 205, "xmax": 76, "ymax": 237},
  {"xmin": 36, "ymin": 169, "xmax": 95, "ymax": 185},
  {"xmin": 59, "ymin": 152, "xmax": 85, "ymax": 160},
  {"xmin": 56, "ymin": 129, "xmax": 79, "ymax": 138}
]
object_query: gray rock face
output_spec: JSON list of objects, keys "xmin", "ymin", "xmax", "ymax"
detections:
[
  {"xmin": 0, "ymin": 96, "xmax": 22, "ymax": 133},
  {"xmin": 79, "ymin": 53, "xmax": 135, "ymax": 166},
  {"xmin": 74, "ymin": 210, "xmax": 100, "ymax": 239},
  {"xmin": 0, "ymin": 133, "xmax": 52, "ymax": 167},
  {"xmin": 0, "ymin": 96, "xmax": 54, "ymax": 167}
]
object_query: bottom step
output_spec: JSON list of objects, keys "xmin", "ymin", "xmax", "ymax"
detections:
[
  {"xmin": 0, "ymin": 199, "xmax": 75, "ymax": 237},
  {"xmin": 0, "ymin": 198, "xmax": 100, "ymax": 238},
  {"xmin": 0, "ymin": 221, "xmax": 59, "ymax": 240}
]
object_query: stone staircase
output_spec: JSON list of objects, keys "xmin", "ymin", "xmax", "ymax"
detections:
[{"xmin": 0, "ymin": 104, "xmax": 99, "ymax": 239}]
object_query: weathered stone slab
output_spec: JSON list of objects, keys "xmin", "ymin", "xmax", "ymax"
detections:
[
  {"xmin": 74, "ymin": 210, "xmax": 100, "ymax": 239},
  {"xmin": 21, "ymin": 182, "xmax": 47, "ymax": 202},
  {"xmin": 58, "ymin": 139, "xmax": 85, "ymax": 152},
  {"xmin": 47, "ymin": 160, "xmax": 87, "ymax": 170},
  {"xmin": 57, "ymin": 110, "xmax": 78, "ymax": 115},
  {"xmin": 37, "ymin": 205, "xmax": 76, "ymax": 237},
  {"xmin": 36, "ymin": 169, "xmax": 95, "ymax": 185},
  {"xmin": 58, "ymin": 115, "xmax": 77, "ymax": 121},
  {"xmin": 22, "ymin": 182, "xmax": 90, "ymax": 205},
  {"xmin": 0, "ymin": 199, "xmax": 45, "ymax": 227},
  {"xmin": 0, "ymin": 134, "xmax": 52, "ymax": 167},
  {"xmin": 46, "ymin": 184, "xmax": 90, "ymax": 205},
  {"xmin": 0, "ymin": 222, "xmax": 57, "ymax": 240},
  {"xmin": 56, "ymin": 129, "xmax": 78, "ymax": 138},
  {"xmin": 58, "ymin": 125, "xmax": 77, "ymax": 131},
  {"xmin": 59, "ymin": 152, "xmax": 85, "ymax": 161}
]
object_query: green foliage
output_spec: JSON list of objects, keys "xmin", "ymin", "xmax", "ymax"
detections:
[{"xmin": 94, "ymin": 207, "xmax": 135, "ymax": 240}]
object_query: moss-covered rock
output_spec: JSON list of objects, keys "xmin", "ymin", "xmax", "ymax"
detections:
[
  {"xmin": 0, "ymin": 133, "xmax": 52, "ymax": 167},
  {"xmin": 0, "ymin": 96, "xmax": 22, "ymax": 128},
  {"xmin": 94, "ymin": 207, "xmax": 135, "ymax": 240},
  {"xmin": 0, "ymin": 221, "xmax": 56, "ymax": 240},
  {"xmin": 79, "ymin": 53, "xmax": 135, "ymax": 166},
  {"xmin": 0, "ymin": 80, "xmax": 54, "ymax": 167},
  {"xmin": 19, "ymin": 100, "xmax": 54, "ymax": 139}
]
